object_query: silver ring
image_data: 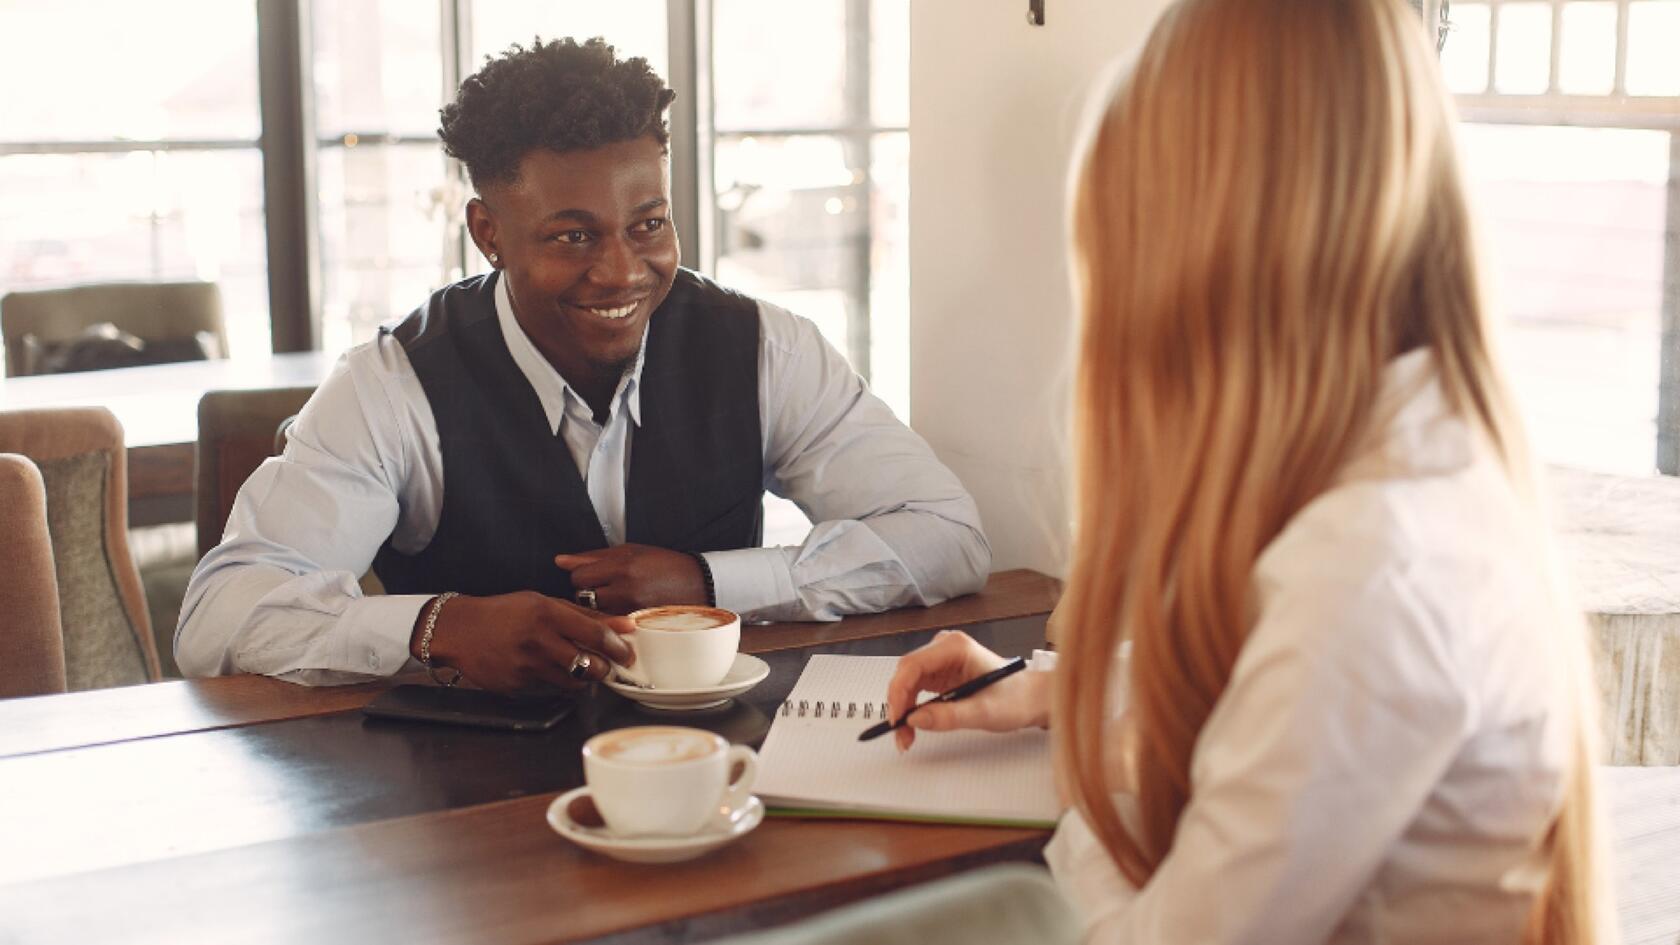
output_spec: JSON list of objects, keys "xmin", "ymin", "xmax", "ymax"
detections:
[
  {"xmin": 575, "ymin": 588, "xmax": 597, "ymax": 610},
  {"xmin": 568, "ymin": 651, "xmax": 595, "ymax": 681}
]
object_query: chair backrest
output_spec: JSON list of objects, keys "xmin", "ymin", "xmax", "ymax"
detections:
[
  {"xmin": 1, "ymin": 281, "xmax": 228, "ymax": 377},
  {"xmin": 196, "ymin": 387, "xmax": 317, "ymax": 559},
  {"xmin": 0, "ymin": 407, "xmax": 161, "ymax": 691},
  {"xmin": 0, "ymin": 453, "xmax": 67, "ymax": 698},
  {"xmin": 712, "ymin": 865, "xmax": 1079, "ymax": 945}
]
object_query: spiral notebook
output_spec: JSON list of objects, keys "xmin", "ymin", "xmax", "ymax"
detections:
[{"xmin": 755, "ymin": 655, "xmax": 1062, "ymax": 828}]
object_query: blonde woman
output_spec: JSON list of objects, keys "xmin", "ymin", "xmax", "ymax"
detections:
[{"xmin": 886, "ymin": 0, "xmax": 1613, "ymax": 941}]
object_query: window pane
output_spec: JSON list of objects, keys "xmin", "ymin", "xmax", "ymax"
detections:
[
  {"xmin": 714, "ymin": 0, "xmax": 847, "ymax": 131},
  {"xmin": 1458, "ymin": 125, "xmax": 1670, "ymax": 475},
  {"xmin": 1626, "ymin": 1, "xmax": 1680, "ymax": 95},
  {"xmin": 871, "ymin": 0, "xmax": 909, "ymax": 128},
  {"xmin": 0, "ymin": 150, "xmax": 272, "ymax": 359},
  {"xmin": 0, "ymin": 0, "xmax": 259, "ymax": 141},
  {"xmin": 313, "ymin": 0, "xmax": 444, "ymax": 138},
  {"xmin": 316, "ymin": 143, "xmax": 460, "ymax": 354},
  {"xmin": 472, "ymin": 1, "xmax": 667, "ymax": 79},
  {"xmin": 1442, "ymin": 2, "xmax": 1492, "ymax": 93},
  {"xmin": 1494, "ymin": 2, "xmax": 1553, "ymax": 94},
  {"xmin": 1559, "ymin": 2, "xmax": 1618, "ymax": 95},
  {"xmin": 714, "ymin": 134, "xmax": 858, "ymax": 355}
]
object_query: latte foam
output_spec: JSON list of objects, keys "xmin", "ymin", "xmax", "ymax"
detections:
[
  {"xmin": 591, "ymin": 727, "xmax": 717, "ymax": 765},
  {"xmin": 633, "ymin": 606, "xmax": 734, "ymax": 633}
]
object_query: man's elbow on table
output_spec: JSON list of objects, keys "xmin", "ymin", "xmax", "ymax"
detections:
[
  {"xmin": 943, "ymin": 519, "xmax": 993, "ymax": 599},
  {"xmin": 173, "ymin": 555, "xmax": 287, "ymax": 678},
  {"xmin": 173, "ymin": 579, "xmax": 234, "ymax": 678},
  {"xmin": 887, "ymin": 508, "xmax": 992, "ymax": 605}
]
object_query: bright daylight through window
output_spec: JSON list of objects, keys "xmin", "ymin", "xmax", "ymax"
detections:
[
  {"xmin": 1440, "ymin": 0, "xmax": 1680, "ymax": 476},
  {"xmin": 1, "ymin": 0, "xmax": 1674, "ymax": 478}
]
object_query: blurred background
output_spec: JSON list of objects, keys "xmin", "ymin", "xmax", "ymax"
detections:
[{"xmin": 0, "ymin": 0, "xmax": 1676, "ymax": 478}]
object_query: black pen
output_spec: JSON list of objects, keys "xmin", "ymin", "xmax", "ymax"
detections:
[{"xmin": 857, "ymin": 656, "xmax": 1029, "ymax": 742}]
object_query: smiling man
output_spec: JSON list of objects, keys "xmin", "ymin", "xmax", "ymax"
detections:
[{"xmin": 175, "ymin": 38, "xmax": 990, "ymax": 692}]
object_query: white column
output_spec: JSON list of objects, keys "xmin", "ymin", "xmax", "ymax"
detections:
[{"xmin": 909, "ymin": 0, "xmax": 1169, "ymax": 576}]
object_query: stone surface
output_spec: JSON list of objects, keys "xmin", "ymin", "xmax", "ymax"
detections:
[
  {"xmin": 1549, "ymin": 466, "xmax": 1680, "ymax": 766},
  {"xmin": 1605, "ymin": 764, "xmax": 1680, "ymax": 944}
]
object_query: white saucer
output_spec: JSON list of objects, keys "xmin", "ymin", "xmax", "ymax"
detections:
[
  {"xmin": 546, "ymin": 786, "xmax": 764, "ymax": 864},
  {"xmin": 602, "ymin": 653, "xmax": 770, "ymax": 711}
]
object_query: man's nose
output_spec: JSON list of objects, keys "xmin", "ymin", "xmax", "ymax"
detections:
[{"xmin": 588, "ymin": 234, "xmax": 641, "ymax": 289}]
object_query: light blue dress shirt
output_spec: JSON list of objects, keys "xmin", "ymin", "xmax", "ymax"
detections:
[{"xmin": 176, "ymin": 274, "xmax": 990, "ymax": 684}]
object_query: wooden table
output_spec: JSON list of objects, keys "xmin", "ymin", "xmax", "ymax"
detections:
[
  {"xmin": 0, "ymin": 351, "xmax": 339, "ymax": 524},
  {"xmin": 0, "ymin": 570, "xmax": 1062, "ymax": 944}
]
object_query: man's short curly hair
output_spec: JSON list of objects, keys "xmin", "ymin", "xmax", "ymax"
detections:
[{"xmin": 439, "ymin": 37, "xmax": 677, "ymax": 189}]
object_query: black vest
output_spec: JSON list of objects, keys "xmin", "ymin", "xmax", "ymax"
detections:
[{"xmin": 373, "ymin": 269, "xmax": 764, "ymax": 599}]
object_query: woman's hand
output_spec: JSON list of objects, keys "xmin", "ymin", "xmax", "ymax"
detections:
[
  {"xmin": 885, "ymin": 630, "xmax": 1052, "ymax": 751},
  {"xmin": 413, "ymin": 591, "xmax": 636, "ymax": 694}
]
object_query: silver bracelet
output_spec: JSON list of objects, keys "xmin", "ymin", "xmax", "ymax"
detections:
[{"xmin": 419, "ymin": 591, "xmax": 463, "ymax": 687}]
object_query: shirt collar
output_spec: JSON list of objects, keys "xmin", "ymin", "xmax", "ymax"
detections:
[
  {"xmin": 493, "ymin": 271, "xmax": 647, "ymax": 432},
  {"xmin": 1337, "ymin": 348, "xmax": 1476, "ymax": 485}
]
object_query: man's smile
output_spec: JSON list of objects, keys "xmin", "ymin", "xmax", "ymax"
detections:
[{"xmin": 571, "ymin": 298, "xmax": 647, "ymax": 321}]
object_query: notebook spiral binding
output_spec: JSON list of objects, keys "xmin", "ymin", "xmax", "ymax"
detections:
[{"xmin": 780, "ymin": 698, "xmax": 892, "ymax": 720}]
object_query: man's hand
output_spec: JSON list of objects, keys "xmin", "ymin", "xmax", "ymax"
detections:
[
  {"xmin": 886, "ymin": 630, "xmax": 1052, "ymax": 752},
  {"xmin": 553, "ymin": 544, "xmax": 707, "ymax": 614},
  {"xmin": 411, "ymin": 591, "xmax": 636, "ymax": 695}
]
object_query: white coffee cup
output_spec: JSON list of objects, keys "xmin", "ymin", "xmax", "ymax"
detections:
[
  {"xmin": 581, "ymin": 726, "xmax": 759, "ymax": 837},
  {"xmin": 612, "ymin": 605, "xmax": 741, "ymax": 690}
]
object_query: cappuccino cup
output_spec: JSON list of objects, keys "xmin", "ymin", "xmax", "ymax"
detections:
[
  {"xmin": 582, "ymin": 726, "xmax": 759, "ymax": 837},
  {"xmin": 612, "ymin": 605, "xmax": 740, "ymax": 690}
]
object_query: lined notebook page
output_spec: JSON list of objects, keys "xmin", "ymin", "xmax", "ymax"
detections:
[{"xmin": 755, "ymin": 655, "xmax": 1061, "ymax": 827}]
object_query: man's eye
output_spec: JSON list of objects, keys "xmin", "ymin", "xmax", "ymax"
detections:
[
  {"xmin": 636, "ymin": 218, "xmax": 667, "ymax": 234},
  {"xmin": 552, "ymin": 230, "xmax": 592, "ymax": 245}
]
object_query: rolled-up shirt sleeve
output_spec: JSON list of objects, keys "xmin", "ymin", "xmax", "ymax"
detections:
[
  {"xmin": 174, "ymin": 341, "xmax": 434, "ymax": 684},
  {"xmin": 704, "ymin": 301, "xmax": 991, "ymax": 622}
]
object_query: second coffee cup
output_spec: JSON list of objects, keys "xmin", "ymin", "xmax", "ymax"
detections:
[
  {"xmin": 611, "ymin": 605, "xmax": 740, "ymax": 689},
  {"xmin": 582, "ymin": 726, "xmax": 758, "ymax": 837}
]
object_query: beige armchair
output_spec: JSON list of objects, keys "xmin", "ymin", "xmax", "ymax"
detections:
[
  {"xmin": 0, "ymin": 454, "xmax": 66, "ymax": 698},
  {"xmin": 1, "ymin": 281, "xmax": 227, "ymax": 377},
  {"xmin": 0, "ymin": 407, "xmax": 161, "ymax": 694}
]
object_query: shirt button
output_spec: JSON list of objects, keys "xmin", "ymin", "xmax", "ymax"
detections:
[{"xmin": 367, "ymin": 651, "xmax": 379, "ymax": 671}]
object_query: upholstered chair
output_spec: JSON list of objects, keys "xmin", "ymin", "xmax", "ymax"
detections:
[
  {"xmin": 0, "ymin": 453, "xmax": 67, "ymax": 697},
  {"xmin": 194, "ymin": 386, "xmax": 318, "ymax": 560},
  {"xmin": 713, "ymin": 865, "xmax": 1079, "ymax": 945},
  {"xmin": 0, "ymin": 408, "xmax": 161, "ymax": 693},
  {"xmin": 0, "ymin": 281, "xmax": 228, "ymax": 377}
]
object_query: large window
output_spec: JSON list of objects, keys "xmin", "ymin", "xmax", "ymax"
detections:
[
  {"xmin": 0, "ymin": 0, "xmax": 270, "ymax": 361},
  {"xmin": 1435, "ymin": 0, "xmax": 1680, "ymax": 476},
  {"xmin": 710, "ymin": 0, "xmax": 911, "ymax": 417},
  {"xmin": 2, "ymin": 0, "xmax": 910, "ymax": 423}
]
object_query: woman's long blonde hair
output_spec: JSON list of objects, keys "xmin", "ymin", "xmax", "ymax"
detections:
[{"xmin": 1056, "ymin": 0, "xmax": 1609, "ymax": 940}]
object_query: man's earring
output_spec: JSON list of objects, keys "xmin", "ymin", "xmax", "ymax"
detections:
[{"xmin": 488, "ymin": 252, "xmax": 500, "ymax": 266}]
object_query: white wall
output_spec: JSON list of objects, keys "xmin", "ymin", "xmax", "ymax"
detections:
[{"xmin": 909, "ymin": 0, "xmax": 1168, "ymax": 576}]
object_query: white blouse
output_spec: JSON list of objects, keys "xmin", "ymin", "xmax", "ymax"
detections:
[{"xmin": 1044, "ymin": 351, "xmax": 1577, "ymax": 943}]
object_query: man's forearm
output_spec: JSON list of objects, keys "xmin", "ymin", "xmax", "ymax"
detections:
[
  {"xmin": 175, "ymin": 557, "xmax": 428, "ymax": 683},
  {"xmin": 704, "ymin": 508, "xmax": 990, "ymax": 622}
]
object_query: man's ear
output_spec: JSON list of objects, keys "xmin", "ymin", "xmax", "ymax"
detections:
[{"xmin": 465, "ymin": 197, "xmax": 499, "ymax": 265}]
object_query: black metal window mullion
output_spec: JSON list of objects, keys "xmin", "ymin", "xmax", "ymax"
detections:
[
  {"xmin": 443, "ymin": 0, "xmax": 473, "ymax": 278},
  {"xmin": 668, "ymin": 0, "xmax": 705, "ymax": 272},
  {"xmin": 256, "ymin": 0, "xmax": 321, "ymax": 354}
]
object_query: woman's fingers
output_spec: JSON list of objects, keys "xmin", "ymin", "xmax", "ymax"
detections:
[{"xmin": 886, "ymin": 631, "xmax": 976, "ymax": 721}]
